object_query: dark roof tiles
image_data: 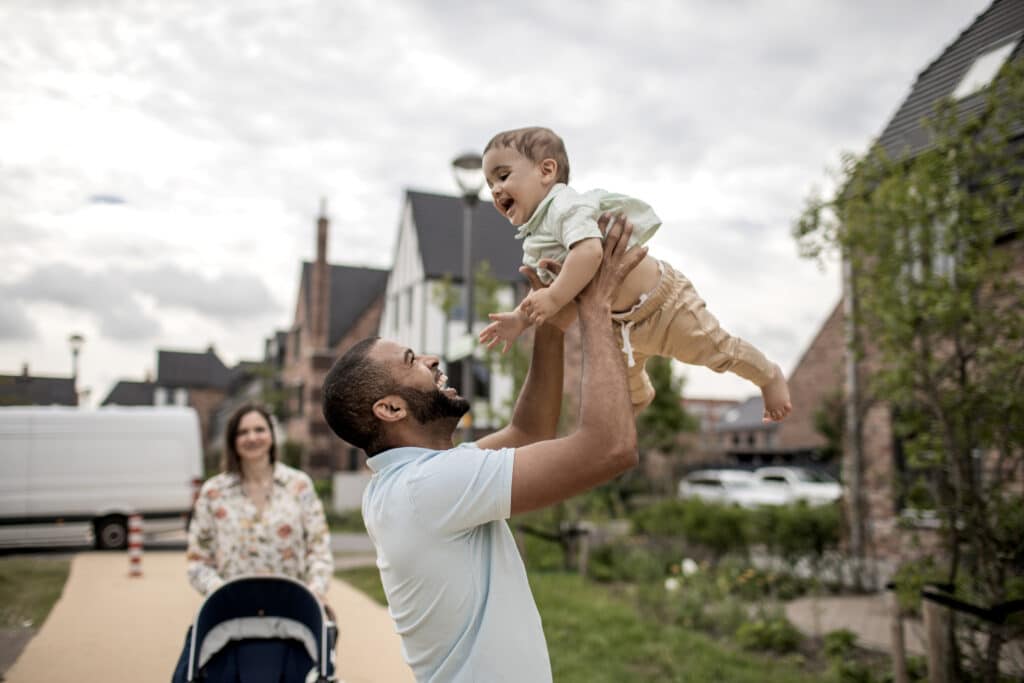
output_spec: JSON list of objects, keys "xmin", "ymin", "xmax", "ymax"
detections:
[
  {"xmin": 876, "ymin": 0, "xmax": 1024, "ymax": 158},
  {"xmin": 0, "ymin": 374, "xmax": 77, "ymax": 406},
  {"xmin": 407, "ymin": 190, "xmax": 524, "ymax": 283},
  {"xmin": 156, "ymin": 349, "xmax": 231, "ymax": 390},
  {"xmin": 100, "ymin": 380, "xmax": 156, "ymax": 406},
  {"xmin": 301, "ymin": 263, "xmax": 390, "ymax": 347}
]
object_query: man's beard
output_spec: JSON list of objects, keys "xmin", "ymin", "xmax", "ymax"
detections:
[{"xmin": 396, "ymin": 386, "xmax": 470, "ymax": 425}]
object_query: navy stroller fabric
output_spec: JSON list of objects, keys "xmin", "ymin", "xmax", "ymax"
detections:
[{"xmin": 172, "ymin": 576, "xmax": 335, "ymax": 683}]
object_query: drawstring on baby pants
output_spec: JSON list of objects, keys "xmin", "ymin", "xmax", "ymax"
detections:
[{"xmin": 620, "ymin": 320, "xmax": 637, "ymax": 367}]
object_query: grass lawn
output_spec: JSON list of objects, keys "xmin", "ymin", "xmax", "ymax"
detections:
[
  {"xmin": 0, "ymin": 557, "xmax": 70, "ymax": 629},
  {"xmin": 337, "ymin": 567, "xmax": 820, "ymax": 683}
]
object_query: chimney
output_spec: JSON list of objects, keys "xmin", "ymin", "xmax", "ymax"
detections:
[
  {"xmin": 310, "ymin": 198, "xmax": 330, "ymax": 349},
  {"xmin": 21, "ymin": 363, "xmax": 29, "ymax": 378}
]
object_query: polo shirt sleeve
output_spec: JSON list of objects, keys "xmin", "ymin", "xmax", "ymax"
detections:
[{"xmin": 408, "ymin": 447, "xmax": 515, "ymax": 535}]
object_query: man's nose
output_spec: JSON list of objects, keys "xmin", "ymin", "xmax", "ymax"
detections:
[{"xmin": 422, "ymin": 355, "xmax": 440, "ymax": 369}]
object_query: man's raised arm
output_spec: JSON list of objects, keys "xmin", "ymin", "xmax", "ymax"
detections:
[{"xmin": 509, "ymin": 215, "xmax": 645, "ymax": 515}]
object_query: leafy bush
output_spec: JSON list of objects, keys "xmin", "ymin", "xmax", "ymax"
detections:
[
  {"xmin": 281, "ymin": 440, "xmax": 303, "ymax": 468},
  {"xmin": 630, "ymin": 499, "xmax": 748, "ymax": 561},
  {"xmin": 822, "ymin": 630, "xmax": 878, "ymax": 683},
  {"xmin": 891, "ymin": 556, "xmax": 945, "ymax": 616},
  {"xmin": 313, "ymin": 476, "xmax": 333, "ymax": 500},
  {"xmin": 823, "ymin": 628, "xmax": 858, "ymax": 659},
  {"xmin": 588, "ymin": 541, "xmax": 670, "ymax": 583},
  {"xmin": 750, "ymin": 502, "xmax": 840, "ymax": 567},
  {"xmin": 734, "ymin": 611, "xmax": 801, "ymax": 653},
  {"xmin": 631, "ymin": 498, "xmax": 839, "ymax": 568}
]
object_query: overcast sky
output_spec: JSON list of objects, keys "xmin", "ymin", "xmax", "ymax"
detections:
[{"xmin": 0, "ymin": 0, "xmax": 992, "ymax": 405}]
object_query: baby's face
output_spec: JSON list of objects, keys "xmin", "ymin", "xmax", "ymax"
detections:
[{"xmin": 482, "ymin": 146, "xmax": 555, "ymax": 227}]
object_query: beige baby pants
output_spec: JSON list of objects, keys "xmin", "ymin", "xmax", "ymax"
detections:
[{"xmin": 611, "ymin": 261, "xmax": 776, "ymax": 411}]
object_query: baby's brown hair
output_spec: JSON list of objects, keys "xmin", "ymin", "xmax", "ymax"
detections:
[{"xmin": 484, "ymin": 127, "xmax": 570, "ymax": 184}]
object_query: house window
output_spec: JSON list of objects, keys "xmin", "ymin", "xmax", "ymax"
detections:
[
  {"xmin": 952, "ymin": 40, "xmax": 1019, "ymax": 100},
  {"xmin": 296, "ymin": 382, "xmax": 305, "ymax": 416}
]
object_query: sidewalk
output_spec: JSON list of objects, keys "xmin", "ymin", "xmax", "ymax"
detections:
[
  {"xmin": 785, "ymin": 593, "xmax": 926, "ymax": 655},
  {"xmin": 5, "ymin": 552, "xmax": 412, "ymax": 683}
]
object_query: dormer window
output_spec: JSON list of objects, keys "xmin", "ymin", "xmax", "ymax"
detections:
[{"xmin": 951, "ymin": 39, "xmax": 1018, "ymax": 100}]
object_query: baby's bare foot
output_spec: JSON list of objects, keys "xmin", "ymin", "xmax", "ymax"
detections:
[{"xmin": 761, "ymin": 364, "xmax": 792, "ymax": 423}]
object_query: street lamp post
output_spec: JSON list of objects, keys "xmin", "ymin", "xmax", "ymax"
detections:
[
  {"xmin": 451, "ymin": 152, "xmax": 484, "ymax": 441},
  {"xmin": 68, "ymin": 333, "xmax": 84, "ymax": 406}
]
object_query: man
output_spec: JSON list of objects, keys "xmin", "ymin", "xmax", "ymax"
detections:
[{"xmin": 322, "ymin": 215, "xmax": 644, "ymax": 682}]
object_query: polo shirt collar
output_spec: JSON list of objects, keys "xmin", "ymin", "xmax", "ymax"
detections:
[
  {"xmin": 515, "ymin": 183, "xmax": 566, "ymax": 239},
  {"xmin": 366, "ymin": 446, "xmax": 434, "ymax": 473}
]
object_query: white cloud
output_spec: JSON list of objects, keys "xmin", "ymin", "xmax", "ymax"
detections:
[{"xmin": 0, "ymin": 0, "xmax": 991, "ymax": 401}]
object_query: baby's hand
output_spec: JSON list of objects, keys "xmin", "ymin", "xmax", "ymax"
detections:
[
  {"xmin": 479, "ymin": 310, "xmax": 529, "ymax": 353},
  {"xmin": 520, "ymin": 288, "xmax": 561, "ymax": 326}
]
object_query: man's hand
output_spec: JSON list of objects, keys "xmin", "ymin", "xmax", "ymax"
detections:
[{"xmin": 578, "ymin": 213, "xmax": 646, "ymax": 310}]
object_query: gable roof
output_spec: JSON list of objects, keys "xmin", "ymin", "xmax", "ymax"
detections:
[
  {"xmin": 101, "ymin": 380, "xmax": 156, "ymax": 406},
  {"xmin": 715, "ymin": 396, "xmax": 773, "ymax": 433},
  {"xmin": 407, "ymin": 190, "xmax": 524, "ymax": 283},
  {"xmin": 0, "ymin": 373, "xmax": 77, "ymax": 406},
  {"xmin": 301, "ymin": 263, "xmax": 390, "ymax": 347},
  {"xmin": 157, "ymin": 348, "xmax": 231, "ymax": 390},
  {"xmin": 877, "ymin": 0, "xmax": 1024, "ymax": 158}
]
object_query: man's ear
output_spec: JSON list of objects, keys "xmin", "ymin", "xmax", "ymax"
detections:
[
  {"xmin": 372, "ymin": 395, "xmax": 407, "ymax": 424},
  {"xmin": 539, "ymin": 158, "xmax": 559, "ymax": 183}
]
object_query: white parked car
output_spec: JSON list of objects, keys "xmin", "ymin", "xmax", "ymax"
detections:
[
  {"xmin": 677, "ymin": 469, "xmax": 760, "ymax": 506},
  {"xmin": 749, "ymin": 466, "xmax": 841, "ymax": 507}
]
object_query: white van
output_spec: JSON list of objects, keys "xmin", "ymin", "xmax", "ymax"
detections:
[{"xmin": 0, "ymin": 406, "xmax": 203, "ymax": 549}]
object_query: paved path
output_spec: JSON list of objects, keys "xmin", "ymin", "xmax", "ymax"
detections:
[
  {"xmin": 785, "ymin": 593, "xmax": 927, "ymax": 656},
  {"xmin": 5, "ymin": 551, "xmax": 412, "ymax": 683}
]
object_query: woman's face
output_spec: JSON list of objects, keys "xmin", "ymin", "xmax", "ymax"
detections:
[{"xmin": 235, "ymin": 411, "xmax": 273, "ymax": 466}]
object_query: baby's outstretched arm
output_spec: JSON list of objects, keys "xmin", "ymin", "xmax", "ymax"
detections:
[
  {"xmin": 479, "ymin": 308, "xmax": 530, "ymax": 353},
  {"xmin": 521, "ymin": 237, "xmax": 602, "ymax": 326},
  {"xmin": 479, "ymin": 260, "xmax": 577, "ymax": 352}
]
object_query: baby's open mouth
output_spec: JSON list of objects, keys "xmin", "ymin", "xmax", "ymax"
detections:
[{"xmin": 499, "ymin": 197, "xmax": 514, "ymax": 217}]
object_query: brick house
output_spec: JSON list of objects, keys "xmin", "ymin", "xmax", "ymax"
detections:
[
  {"xmin": 780, "ymin": 0, "xmax": 1024, "ymax": 580},
  {"xmin": 0, "ymin": 365, "xmax": 77, "ymax": 406},
  {"xmin": 279, "ymin": 205, "xmax": 389, "ymax": 474}
]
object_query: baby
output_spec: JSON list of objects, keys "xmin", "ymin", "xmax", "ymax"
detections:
[{"xmin": 478, "ymin": 126, "xmax": 791, "ymax": 422}]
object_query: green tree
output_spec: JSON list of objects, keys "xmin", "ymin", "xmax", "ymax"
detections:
[
  {"xmin": 795, "ymin": 60, "xmax": 1024, "ymax": 680},
  {"xmin": 636, "ymin": 357, "xmax": 699, "ymax": 452}
]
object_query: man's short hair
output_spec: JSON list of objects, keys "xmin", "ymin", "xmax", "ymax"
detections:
[
  {"xmin": 484, "ymin": 126, "xmax": 570, "ymax": 184},
  {"xmin": 322, "ymin": 337, "xmax": 394, "ymax": 456}
]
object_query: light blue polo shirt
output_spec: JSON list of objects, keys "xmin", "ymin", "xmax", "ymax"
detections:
[{"xmin": 362, "ymin": 444, "xmax": 552, "ymax": 683}]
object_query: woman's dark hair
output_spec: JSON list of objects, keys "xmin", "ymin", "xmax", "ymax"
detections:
[{"xmin": 222, "ymin": 402, "xmax": 277, "ymax": 474}]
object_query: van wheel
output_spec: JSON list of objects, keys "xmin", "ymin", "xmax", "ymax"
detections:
[{"xmin": 94, "ymin": 516, "xmax": 128, "ymax": 550}]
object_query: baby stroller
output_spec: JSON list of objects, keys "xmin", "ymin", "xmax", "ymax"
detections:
[{"xmin": 172, "ymin": 575, "xmax": 338, "ymax": 683}]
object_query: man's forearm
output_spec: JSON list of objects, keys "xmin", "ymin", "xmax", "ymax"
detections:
[
  {"xmin": 576, "ymin": 300, "xmax": 635, "ymax": 447},
  {"xmin": 509, "ymin": 322, "xmax": 564, "ymax": 439}
]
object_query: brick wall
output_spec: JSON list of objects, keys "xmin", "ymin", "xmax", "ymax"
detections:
[{"xmin": 775, "ymin": 299, "xmax": 845, "ymax": 451}]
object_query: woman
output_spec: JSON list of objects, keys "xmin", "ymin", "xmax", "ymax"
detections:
[{"xmin": 186, "ymin": 402, "xmax": 333, "ymax": 600}]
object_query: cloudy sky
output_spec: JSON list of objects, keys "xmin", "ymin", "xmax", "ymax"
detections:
[{"xmin": 1, "ymin": 0, "xmax": 991, "ymax": 404}]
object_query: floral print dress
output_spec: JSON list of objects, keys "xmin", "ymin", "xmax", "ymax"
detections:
[{"xmin": 186, "ymin": 462, "xmax": 333, "ymax": 598}]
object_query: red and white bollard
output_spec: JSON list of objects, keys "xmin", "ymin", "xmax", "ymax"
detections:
[{"xmin": 128, "ymin": 514, "xmax": 143, "ymax": 578}]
